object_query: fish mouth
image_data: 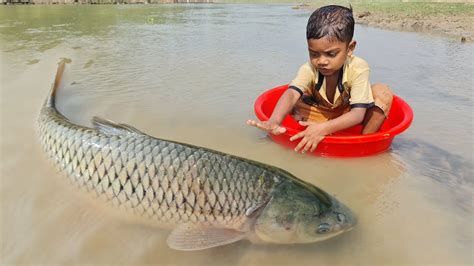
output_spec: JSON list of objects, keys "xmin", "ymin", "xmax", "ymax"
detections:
[
  {"xmin": 348, "ymin": 211, "xmax": 358, "ymax": 227},
  {"xmin": 340, "ymin": 218, "xmax": 357, "ymax": 232},
  {"xmin": 326, "ymin": 223, "xmax": 356, "ymax": 240},
  {"xmin": 309, "ymin": 229, "xmax": 348, "ymax": 242},
  {"xmin": 333, "ymin": 221, "xmax": 355, "ymax": 233},
  {"xmin": 331, "ymin": 199, "xmax": 357, "ymax": 227},
  {"xmin": 343, "ymin": 224, "xmax": 355, "ymax": 232}
]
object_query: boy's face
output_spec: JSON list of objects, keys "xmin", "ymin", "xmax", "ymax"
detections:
[{"xmin": 307, "ymin": 37, "xmax": 356, "ymax": 77}]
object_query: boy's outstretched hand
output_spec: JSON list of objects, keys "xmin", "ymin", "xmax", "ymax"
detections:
[
  {"xmin": 289, "ymin": 121, "xmax": 328, "ymax": 153},
  {"xmin": 246, "ymin": 119, "xmax": 287, "ymax": 135}
]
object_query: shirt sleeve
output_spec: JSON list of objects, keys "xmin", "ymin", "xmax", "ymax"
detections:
[
  {"xmin": 289, "ymin": 63, "xmax": 315, "ymax": 95},
  {"xmin": 349, "ymin": 69, "xmax": 374, "ymax": 108}
]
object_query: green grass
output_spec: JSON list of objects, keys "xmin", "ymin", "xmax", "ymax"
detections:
[
  {"xmin": 350, "ymin": 2, "xmax": 474, "ymax": 16},
  {"xmin": 215, "ymin": 0, "xmax": 474, "ymax": 16}
]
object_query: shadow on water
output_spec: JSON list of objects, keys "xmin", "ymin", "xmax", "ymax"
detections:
[{"xmin": 392, "ymin": 136, "xmax": 473, "ymax": 213}]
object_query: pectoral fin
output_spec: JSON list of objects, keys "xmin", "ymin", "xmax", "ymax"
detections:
[{"xmin": 166, "ymin": 224, "xmax": 245, "ymax": 251}]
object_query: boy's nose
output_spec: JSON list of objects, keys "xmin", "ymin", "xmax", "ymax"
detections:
[{"xmin": 317, "ymin": 57, "xmax": 329, "ymax": 66}]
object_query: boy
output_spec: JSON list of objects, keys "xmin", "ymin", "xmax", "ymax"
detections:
[{"xmin": 247, "ymin": 5, "xmax": 393, "ymax": 154}]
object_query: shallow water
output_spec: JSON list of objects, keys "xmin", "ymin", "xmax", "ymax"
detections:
[{"xmin": 0, "ymin": 4, "xmax": 472, "ymax": 265}]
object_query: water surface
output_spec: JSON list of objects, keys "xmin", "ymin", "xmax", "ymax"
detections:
[{"xmin": 1, "ymin": 4, "xmax": 472, "ymax": 265}]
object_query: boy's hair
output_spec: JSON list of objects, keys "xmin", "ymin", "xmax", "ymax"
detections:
[{"xmin": 306, "ymin": 5, "xmax": 354, "ymax": 43}]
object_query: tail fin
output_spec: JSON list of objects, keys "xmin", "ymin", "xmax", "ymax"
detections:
[{"xmin": 45, "ymin": 60, "xmax": 66, "ymax": 108}]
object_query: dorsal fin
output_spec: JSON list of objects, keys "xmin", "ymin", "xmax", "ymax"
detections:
[{"xmin": 92, "ymin": 116, "xmax": 144, "ymax": 136}]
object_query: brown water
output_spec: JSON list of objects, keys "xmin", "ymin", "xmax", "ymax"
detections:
[{"xmin": 1, "ymin": 4, "xmax": 473, "ymax": 265}]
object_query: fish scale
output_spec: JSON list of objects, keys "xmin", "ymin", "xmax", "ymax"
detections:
[{"xmin": 39, "ymin": 104, "xmax": 278, "ymax": 228}]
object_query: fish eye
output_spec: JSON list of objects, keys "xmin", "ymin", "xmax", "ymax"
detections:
[
  {"xmin": 336, "ymin": 213, "xmax": 345, "ymax": 223},
  {"xmin": 316, "ymin": 223, "xmax": 331, "ymax": 234}
]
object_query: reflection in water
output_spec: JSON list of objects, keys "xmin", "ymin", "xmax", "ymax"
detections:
[{"xmin": 1, "ymin": 4, "xmax": 473, "ymax": 265}]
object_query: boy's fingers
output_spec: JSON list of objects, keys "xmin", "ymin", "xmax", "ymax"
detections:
[
  {"xmin": 271, "ymin": 126, "xmax": 286, "ymax": 135},
  {"xmin": 247, "ymin": 120, "xmax": 287, "ymax": 135},
  {"xmin": 311, "ymin": 137, "xmax": 325, "ymax": 152},
  {"xmin": 278, "ymin": 126, "xmax": 287, "ymax": 134},
  {"xmin": 294, "ymin": 137, "xmax": 308, "ymax": 152},
  {"xmin": 301, "ymin": 141, "xmax": 312, "ymax": 153},
  {"xmin": 310, "ymin": 143, "xmax": 318, "ymax": 152},
  {"xmin": 247, "ymin": 120, "xmax": 269, "ymax": 131},
  {"xmin": 299, "ymin": 121, "xmax": 309, "ymax": 126},
  {"xmin": 256, "ymin": 123, "xmax": 271, "ymax": 131},
  {"xmin": 247, "ymin": 120, "xmax": 266, "ymax": 128},
  {"xmin": 299, "ymin": 120, "xmax": 317, "ymax": 127},
  {"xmin": 246, "ymin": 119, "xmax": 257, "ymax": 126},
  {"xmin": 289, "ymin": 132, "xmax": 304, "ymax": 141}
]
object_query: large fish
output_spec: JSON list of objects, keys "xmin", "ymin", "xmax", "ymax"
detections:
[{"xmin": 38, "ymin": 61, "xmax": 356, "ymax": 250}]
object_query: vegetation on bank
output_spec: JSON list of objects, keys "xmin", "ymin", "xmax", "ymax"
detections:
[
  {"xmin": 301, "ymin": 1, "xmax": 474, "ymax": 16},
  {"xmin": 214, "ymin": 0, "xmax": 474, "ymax": 16},
  {"xmin": 286, "ymin": 1, "xmax": 473, "ymax": 42}
]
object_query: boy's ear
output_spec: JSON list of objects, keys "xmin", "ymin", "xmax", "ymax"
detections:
[{"xmin": 347, "ymin": 40, "xmax": 356, "ymax": 56}]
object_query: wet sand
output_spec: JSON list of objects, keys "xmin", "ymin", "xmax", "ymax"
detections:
[{"xmin": 355, "ymin": 10, "xmax": 473, "ymax": 42}]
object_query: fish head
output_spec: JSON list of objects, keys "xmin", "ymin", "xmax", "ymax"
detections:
[{"xmin": 254, "ymin": 178, "xmax": 356, "ymax": 244}]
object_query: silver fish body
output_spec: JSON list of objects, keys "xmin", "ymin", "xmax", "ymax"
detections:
[{"xmin": 38, "ymin": 62, "xmax": 356, "ymax": 250}]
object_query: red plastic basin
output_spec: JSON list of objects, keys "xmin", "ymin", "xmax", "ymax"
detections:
[{"xmin": 254, "ymin": 84, "xmax": 413, "ymax": 157}]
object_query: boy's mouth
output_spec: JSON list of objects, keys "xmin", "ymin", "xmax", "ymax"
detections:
[{"xmin": 319, "ymin": 68, "xmax": 332, "ymax": 75}]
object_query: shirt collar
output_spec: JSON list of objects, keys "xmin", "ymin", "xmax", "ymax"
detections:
[{"xmin": 311, "ymin": 63, "xmax": 347, "ymax": 105}]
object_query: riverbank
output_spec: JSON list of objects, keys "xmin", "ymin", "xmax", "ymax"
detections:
[{"xmin": 293, "ymin": 2, "xmax": 474, "ymax": 42}]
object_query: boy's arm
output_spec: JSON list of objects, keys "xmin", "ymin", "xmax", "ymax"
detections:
[
  {"xmin": 247, "ymin": 89, "xmax": 301, "ymax": 135},
  {"xmin": 290, "ymin": 107, "xmax": 367, "ymax": 153},
  {"xmin": 318, "ymin": 107, "xmax": 366, "ymax": 134},
  {"xmin": 267, "ymin": 88, "xmax": 301, "ymax": 124}
]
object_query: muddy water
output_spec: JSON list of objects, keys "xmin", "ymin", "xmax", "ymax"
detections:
[{"xmin": 0, "ymin": 4, "xmax": 472, "ymax": 265}]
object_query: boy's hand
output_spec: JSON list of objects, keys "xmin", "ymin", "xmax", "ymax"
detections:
[
  {"xmin": 289, "ymin": 121, "xmax": 328, "ymax": 153},
  {"xmin": 246, "ymin": 119, "xmax": 287, "ymax": 135}
]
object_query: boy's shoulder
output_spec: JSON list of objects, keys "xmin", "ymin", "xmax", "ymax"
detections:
[
  {"xmin": 346, "ymin": 55, "xmax": 370, "ymax": 72},
  {"xmin": 299, "ymin": 61, "xmax": 315, "ymax": 71}
]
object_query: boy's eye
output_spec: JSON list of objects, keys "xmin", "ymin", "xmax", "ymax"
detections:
[{"xmin": 327, "ymin": 52, "xmax": 338, "ymax": 57}]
